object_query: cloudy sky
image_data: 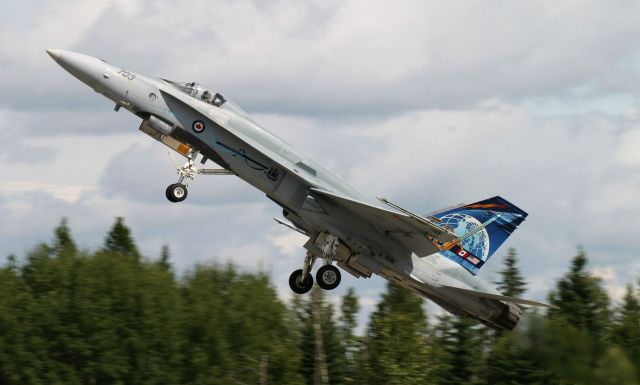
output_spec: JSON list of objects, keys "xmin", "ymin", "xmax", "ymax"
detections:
[{"xmin": 2, "ymin": 0, "xmax": 640, "ymax": 322}]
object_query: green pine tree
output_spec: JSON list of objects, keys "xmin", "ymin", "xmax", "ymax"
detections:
[
  {"xmin": 611, "ymin": 284, "xmax": 640, "ymax": 378},
  {"xmin": 495, "ymin": 248, "xmax": 526, "ymax": 298},
  {"xmin": 339, "ymin": 287, "xmax": 360, "ymax": 385},
  {"xmin": 103, "ymin": 217, "xmax": 139, "ymax": 259},
  {"xmin": 548, "ymin": 247, "xmax": 611, "ymax": 350},
  {"xmin": 19, "ymin": 221, "xmax": 185, "ymax": 384},
  {"xmin": 523, "ymin": 314, "xmax": 592, "ymax": 385},
  {"xmin": 181, "ymin": 264, "xmax": 303, "ymax": 385},
  {"xmin": 435, "ymin": 314, "xmax": 482, "ymax": 385},
  {"xmin": 53, "ymin": 218, "xmax": 77, "ymax": 257},
  {"xmin": 339, "ymin": 287, "xmax": 359, "ymax": 342},
  {"xmin": 363, "ymin": 282, "xmax": 434, "ymax": 385},
  {"xmin": 158, "ymin": 244, "xmax": 171, "ymax": 271},
  {"xmin": 484, "ymin": 331, "xmax": 548, "ymax": 385},
  {"xmin": 593, "ymin": 346, "xmax": 637, "ymax": 385},
  {"xmin": 0, "ymin": 261, "xmax": 39, "ymax": 384},
  {"xmin": 296, "ymin": 286, "xmax": 345, "ymax": 385}
]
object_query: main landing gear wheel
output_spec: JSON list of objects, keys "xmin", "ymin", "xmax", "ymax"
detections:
[
  {"xmin": 166, "ymin": 183, "xmax": 188, "ymax": 203},
  {"xmin": 316, "ymin": 265, "xmax": 341, "ymax": 290},
  {"xmin": 289, "ymin": 269, "xmax": 314, "ymax": 294}
]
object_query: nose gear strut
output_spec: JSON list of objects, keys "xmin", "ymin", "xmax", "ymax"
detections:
[{"xmin": 165, "ymin": 150, "xmax": 234, "ymax": 203}]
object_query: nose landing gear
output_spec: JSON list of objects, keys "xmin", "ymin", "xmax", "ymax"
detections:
[
  {"xmin": 165, "ymin": 150, "xmax": 234, "ymax": 203},
  {"xmin": 165, "ymin": 150, "xmax": 198, "ymax": 203},
  {"xmin": 166, "ymin": 183, "xmax": 188, "ymax": 202}
]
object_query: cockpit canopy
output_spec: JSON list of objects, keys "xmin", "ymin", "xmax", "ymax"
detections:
[
  {"xmin": 163, "ymin": 80, "xmax": 251, "ymax": 120},
  {"xmin": 173, "ymin": 81, "xmax": 226, "ymax": 106}
]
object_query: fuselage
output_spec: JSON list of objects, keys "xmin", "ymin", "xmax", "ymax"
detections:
[{"xmin": 48, "ymin": 49, "xmax": 514, "ymax": 329}]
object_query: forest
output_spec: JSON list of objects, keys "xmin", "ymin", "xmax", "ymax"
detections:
[{"xmin": 0, "ymin": 218, "xmax": 638, "ymax": 385}]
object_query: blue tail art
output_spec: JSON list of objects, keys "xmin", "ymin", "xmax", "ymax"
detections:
[{"xmin": 431, "ymin": 196, "xmax": 528, "ymax": 275}]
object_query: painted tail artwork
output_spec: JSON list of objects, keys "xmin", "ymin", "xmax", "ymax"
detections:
[{"xmin": 430, "ymin": 196, "xmax": 528, "ymax": 275}]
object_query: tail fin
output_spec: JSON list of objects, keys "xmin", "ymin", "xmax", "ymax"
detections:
[{"xmin": 430, "ymin": 196, "xmax": 527, "ymax": 275}]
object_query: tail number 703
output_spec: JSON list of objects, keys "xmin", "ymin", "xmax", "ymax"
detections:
[{"xmin": 117, "ymin": 70, "xmax": 136, "ymax": 80}]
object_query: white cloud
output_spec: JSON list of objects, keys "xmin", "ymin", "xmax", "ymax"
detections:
[
  {"xmin": 615, "ymin": 127, "xmax": 640, "ymax": 167},
  {"xmin": 0, "ymin": 182, "xmax": 95, "ymax": 203},
  {"xmin": 592, "ymin": 266, "xmax": 631, "ymax": 303},
  {"xmin": 5, "ymin": 0, "xmax": 640, "ymax": 115},
  {"xmin": 270, "ymin": 231, "xmax": 309, "ymax": 259},
  {"xmin": 0, "ymin": 0, "xmax": 112, "ymax": 64},
  {"xmin": 592, "ymin": 266, "xmax": 617, "ymax": 281}
]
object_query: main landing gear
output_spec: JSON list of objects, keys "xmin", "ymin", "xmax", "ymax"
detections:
[
  {"xmin": 316, "ymin": 264, "xmax": 341, "ymax": 290},
  {"xmin": 165, "ymin": 150, "xmax": 233, "ymax": 203},
  {"xmin": 288, "ymin": 234, "xmax": 342, "ymax": 294},
  {"xmin": 289, "ymin": 268, "xmax": 313, "ymax": 294}
]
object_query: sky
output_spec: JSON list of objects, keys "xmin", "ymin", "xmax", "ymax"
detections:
[{"xmin": 2, "ymin": 0, "xmax": 640, "ymax": 325}]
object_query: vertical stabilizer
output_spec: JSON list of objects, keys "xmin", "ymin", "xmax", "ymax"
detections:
[{"xmin": 430, "ymin": 196, "xmax": 527, "ymax": 274}]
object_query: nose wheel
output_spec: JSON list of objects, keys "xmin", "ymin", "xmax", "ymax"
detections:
[{"xmin": 166, "ymin": 183, "xmax": 188, "ymax": 202}]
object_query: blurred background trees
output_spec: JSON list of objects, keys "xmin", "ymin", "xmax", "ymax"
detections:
[{"xmin": 0, "ymin": 218, "xmax": 639, "ymax": 384}]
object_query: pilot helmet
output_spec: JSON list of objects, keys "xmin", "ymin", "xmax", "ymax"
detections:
[{"xmin": 202, "ymin": 90, "xmax": 212, "ymax": 101}]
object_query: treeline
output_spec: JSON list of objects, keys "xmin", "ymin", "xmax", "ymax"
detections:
[{"xmin": 0, "ymin": 218, "xmax": 639, "ymax": 385}]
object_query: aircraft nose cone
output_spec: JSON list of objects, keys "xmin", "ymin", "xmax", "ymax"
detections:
[
  {"xmin": 46, "ymin": 49, "xmax": 102, "ymax": 89},
  {"xmin": 46, "ymin": 48, "xmax": 62, "ymax": 62}
]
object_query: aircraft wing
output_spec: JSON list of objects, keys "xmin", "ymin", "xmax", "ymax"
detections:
[
  {"xmin": 440, "ymin": 285, "xmax": 558, "ymax": 308},
  {"xmin": 310, "ymin": 188, "xmax": 457, "ymax": 256}
]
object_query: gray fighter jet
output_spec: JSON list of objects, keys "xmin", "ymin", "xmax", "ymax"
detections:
[{"xmin": 47, "ymin": 49, "xmax": 553, "ymax": 330}]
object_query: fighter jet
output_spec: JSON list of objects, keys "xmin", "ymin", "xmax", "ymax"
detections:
[{"xmin": 47, "ymin": 49, "xmax": 553, "ymax": 330}]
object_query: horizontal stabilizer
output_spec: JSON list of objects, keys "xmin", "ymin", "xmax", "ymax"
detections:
[{"xmin": 441, "ymin": 285, "xmax": 557, "ymax": 309}]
